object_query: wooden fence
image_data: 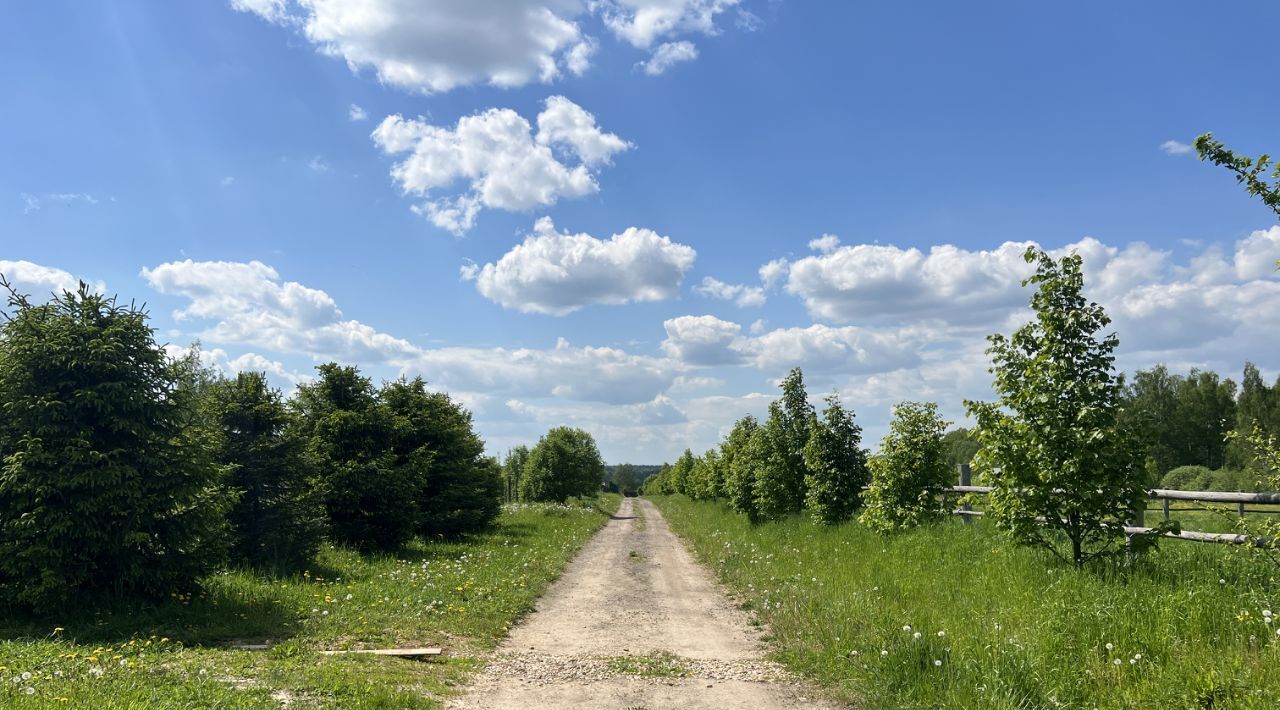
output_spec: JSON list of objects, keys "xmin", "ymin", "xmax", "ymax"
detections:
[{"xmin": 943, "ymin": 464, "xmax": 1278, "ymax": 548}]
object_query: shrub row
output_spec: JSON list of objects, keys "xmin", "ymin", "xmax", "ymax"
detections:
[{"xmin": 0, "ymin": 284, "xmax": 504, "ymax": 610}]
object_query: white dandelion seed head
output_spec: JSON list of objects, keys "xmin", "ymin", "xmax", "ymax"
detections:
[
  {"xmin": 937, "ymin": 631, "xmax": 946, "ymax": 637},
  {"xmin": 1105, "ymin": 642, "xmax": 1113, "ymax": 651},
  {"xmin": 914, "ymin": 632, "xmax": 922, "ymax": 639},
  {"xmin": 1113, "ymin": 658, "xmax": 1122, "ymax": 665},
  {"xmin": 934, "ymin": 659, "xmax": 942, "ymax": 667}
]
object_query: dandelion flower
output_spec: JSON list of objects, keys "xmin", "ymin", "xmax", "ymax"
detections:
[
  {"xmin": 1113, "ymin": 658, "xmax": 1122, "ymax": 666},
  {"xmin": 1134, "ymin": 654, "xmax": 1142, "ymax": 660},
  {"xmin": 1265, "ymin": 610, "xmax": 1273, "ymax": 618},
  {"xmin": 937, "ymin": 631, "xmax": 946, "ymax": 638},
  {"xmin": 934, "ymin": 660, "xmax": 942, "ymax": 667},
  {"xmin": 880, "ymin": 650, "xmax": 888, "ymax": 657},
  {"xmin": 1105, "ymin": 643, "xmax": 1113, "ymax": 651},
  {"xmin": 1129, "ymin": 659, "xmax": 1136, "ymax": 665},
  {"xmin": 903, "ymin": 625, "xmax": 912, "ymax": 632},
  {"xmin": 24, "ymin": 687, "xmax": 35, "ymax": 695},
  {"xmin": 914, "ymin": 632, "xmax": 922, "ymax": 640},
  {"xmin": 21, "ymin": 672, "xmax": 31, "ymax": 681}
]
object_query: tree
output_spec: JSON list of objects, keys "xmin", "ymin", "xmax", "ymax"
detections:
[
  {"xmin": 292, "ymin": 364, "xmax": 417, "ymax": 552},
  {"xmin": 642, "ymin": 462, "xmax": 673, "ymax": 495},
  {"xmin": 942, "ymin": 428, "xmax": 981, "ymax": 470},
  {"xmin": 722, "ymin": 415, "xmax": 761, "ymax": 520},
  {"xmin": 0, "ymin": 282, "xmax": 229, "ymax": 609},
  {"xmin": 699, "ymin": 448, "xmax": 725, "ymax": 500},
  {"xmin": 1124, "ymin": 366, "xmax": 1237, "ymax": 476},
  {"xmin": 612, "ymin": 463, "xmax": 639, "ymax": 496},
  {"xmin": 1195, "ymin": 133, "xmax": 1280, "ymax": 219},
  {"xmin": 966, "ymin": 248, "xmax": 1150, "ymax": 566},
  {"xmin": 521, "ymin": 427, "xmax": 604, "ymax": 502},
  {"xmin": 503, "ymin": 446, "xmax": 531, "ymax": 501},
  {"xmin": 668, "ymin": 449, "xmax": 695, "ymax": 496},
  {"xmin": 206, "ymin": 372, "xmax": 324, "ymax": 571},
  {"xmin": 753, "ymin": 368, "xmax": 815, "ymax": 520},
  {"xmin": 803, "ymin": 394, "xmax": 870, "ymax": 525},
  {"xmin": 859, "ymin": 401, "xmax": 951, "ymax": 533},
  {"xmin": 382, "ymin": 377, "xmax": 500, "ymax": 537}
]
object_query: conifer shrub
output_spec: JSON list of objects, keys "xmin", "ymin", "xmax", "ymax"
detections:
[{"xmin": 0, "ymin": 283, "xmax": 229, "ymax": 609}]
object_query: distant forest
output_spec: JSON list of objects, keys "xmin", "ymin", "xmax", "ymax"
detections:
[
  {"xmin": 604, "ymin": 464, "xmax": 663, "ymax": 495},
  {"xmin": 944, "ymin": 361, "xmax": 1280, "ymax": 491}
]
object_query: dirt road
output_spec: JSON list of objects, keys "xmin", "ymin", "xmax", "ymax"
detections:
[{"xmin": 448, "ymin": 497, "xmax": 839, "ymax": 709}]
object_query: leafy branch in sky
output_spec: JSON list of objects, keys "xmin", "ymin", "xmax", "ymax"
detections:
[{"xmin": 1195, "ymin": 133, "xmax": 1280, "ymax": 219}]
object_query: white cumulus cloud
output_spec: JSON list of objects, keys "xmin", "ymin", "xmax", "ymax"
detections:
[
  {"xmin": 142, "ymin": 259, "xmax": 686, "ymax": 406},
  {"xmin": 462, "ymin": 217, "xmax": 696, "ymax": 315},
  {"xmin": 0, "ymin": 260, "xmax": 105, "ymax": 299},
  {"xmin": 372, "ymin": 96, "xmax": 631, "ymax": 234},
  {"xmin": 1160, "ymin": 140, "xmax": 1193, "ymax": 155},
  {"xmin": 232, "ymin": 0, "xmax": 594, "ymax": 95},
  {"xmin": 597, "ymin": 0, "xmax": 740, "ymax": 48},
  {"xmin": 641, "ymin": 40, "xmax": 698, "ymax": 75},
  {"xmin": 693, "ymin": 276, "xmax": 765, "ymax": 307}
]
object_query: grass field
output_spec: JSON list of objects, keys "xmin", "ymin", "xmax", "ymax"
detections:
[
  {"xmin": 650, "ymin": 494, "xmax": 1280, "ymax": 709},
  {"xmin": 0, "ymin": 494, "xmax": 620, "ymax": 709}
]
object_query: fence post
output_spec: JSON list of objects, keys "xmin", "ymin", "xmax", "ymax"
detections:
[
  {"xmin": 1126, "ymin": 493, "xmax": 1146, "ymax": 559},
  {"xmin": 1162, "ymin": 497, "xmax": 1170, "ymax": 521},
  {"xmin": 1239, "ymin": 501, "xmax": 1246, "ymax": 517},
  {"xmin": 959, "ymin": 464, "xmax": 972, "ymax": 525}
]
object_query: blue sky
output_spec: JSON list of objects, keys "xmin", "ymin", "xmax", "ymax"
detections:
[{"xmin": 3, "ymin": 0, "xmax": 1279, "ymax": 462}]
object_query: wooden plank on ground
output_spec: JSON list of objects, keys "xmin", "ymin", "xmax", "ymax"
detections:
[{"xmin": 319, "ymin": 647, "xmax": 443, "ymax": 658}]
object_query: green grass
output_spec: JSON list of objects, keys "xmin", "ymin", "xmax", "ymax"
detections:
[
  {"xmin": 650, "ymin": 494, "xmax": 1280, "ymax": 709},
  {"xmin": 605, "ymin": 652, "xmax": 691, "ymax": 678},
  {"xmin": 0, "ymin": 494, "xmax": 620, "ymax": 709},
  {"xmin": 1143, "ymin": 501, "xmax": 1280, "ymax": 535}
]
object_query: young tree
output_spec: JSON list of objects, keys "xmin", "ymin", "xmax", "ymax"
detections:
[
  {"xmin": 668, "ymin": 449, "xmax": 696, "ymax": 496},
  {"xmin": 1195, "ymin": 133, "xmax": 1280, "ymax": 219},
  {"xmin": 503, "ymin": 446, "xmax": 531, "ymax": 501},
  {"xmin": 0, "ymin": 283, "xmax": 229, "ymax": 609},
  {"xmin": 723, "ymin": 415, "xmax": 761, "ymax": 520},
  {"xmin": 966, "ymin": 248, "xmax": 1149, "ymax": 566},
  {"xmin": 753, "ymin": 368, "xmax": 815, "ymax": 520},
  {"xmin": 206, "ymin": 372, "xmax": 325, "ymax": 571},
  {"xmin": 292, "ymin": 364, "xmax": 417, "ymax": 552},
  {"xmin": 699, "ymin": 448, "xmax": 725, "ymax": 500},
  {"xmin": 521, "ymin": 427, "xmax": 605, "ymax": 502},
  {"xmin": 803, "ymin": 394, "xmax": 870, "ymax": 525},
  {"xmin": 382, "ymin": 377, "xmax": 500, "ymax": 537},
  {"xmin": 860, "ymin": 401, "xmax": 951, "ymax": 533}
]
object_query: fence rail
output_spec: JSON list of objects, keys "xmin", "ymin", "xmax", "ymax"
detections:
[{"xmin": 944, "ymin": 464, "xmax": 1278, "ymax": 548}]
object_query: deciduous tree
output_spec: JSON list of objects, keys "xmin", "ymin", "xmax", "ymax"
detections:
[
  {"xmin": 803, "ymin": 394, "xmax": 869, "ymax": 525},
  {"xmin": 967, "ymin": 248, "xmax": 1151, "ymax": 566}
]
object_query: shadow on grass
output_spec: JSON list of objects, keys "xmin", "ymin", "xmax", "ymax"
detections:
[{"xmin": 0, "ymin": 579, "xmax": 301, "ymax": 648}]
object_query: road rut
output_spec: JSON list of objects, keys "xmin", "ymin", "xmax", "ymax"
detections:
[{"xmin": 448, "ymin": 497, "xmax": 838, "ymax": 709}]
